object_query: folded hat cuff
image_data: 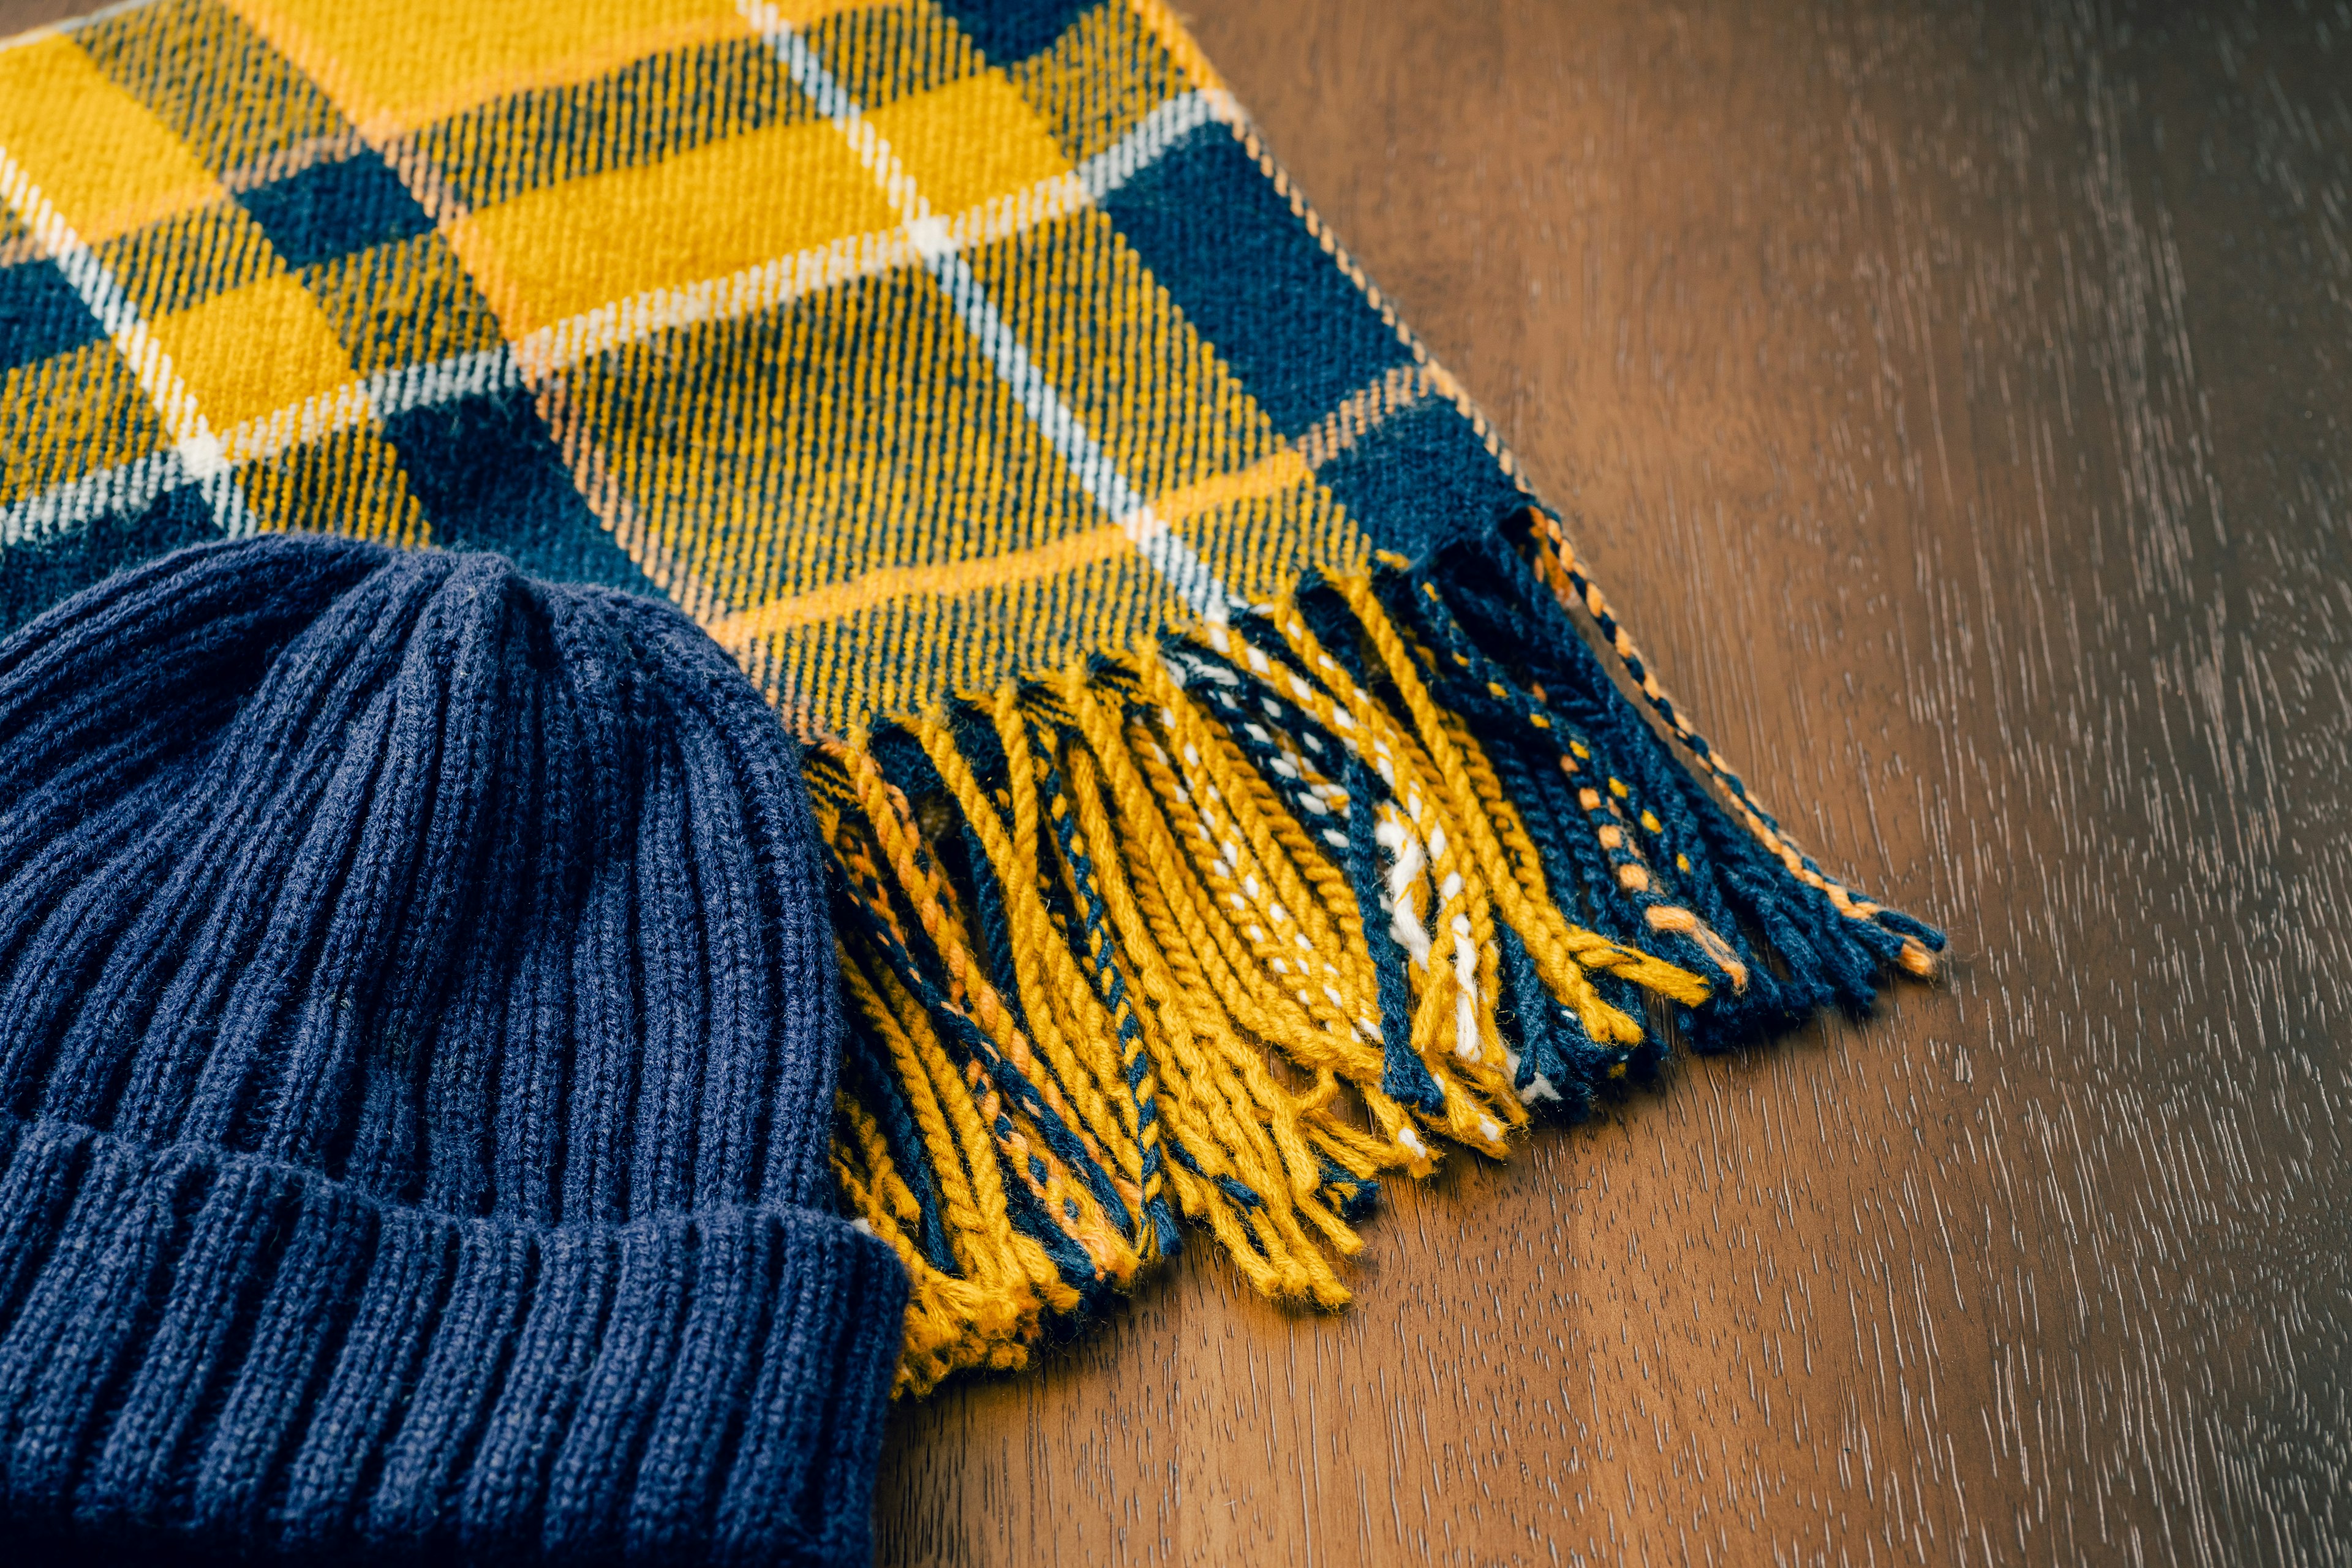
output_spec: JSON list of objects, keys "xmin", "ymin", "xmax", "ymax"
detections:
[{"xmin": 0, "ymin": 1112, "xmax": 907, "ymax": 1566}]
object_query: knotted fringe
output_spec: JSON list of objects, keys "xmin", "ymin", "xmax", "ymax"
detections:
[{"xmin": 810, "ymin": 510, "xmax": 1943, "ymax": 1395}]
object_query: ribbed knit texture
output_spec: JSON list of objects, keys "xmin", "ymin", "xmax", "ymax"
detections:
[
  {"xmin": 0, "ymin": 533, "xmax": 906, "ymax": 1564},
  {"xmin": 1, "ymin": 0, "xmax": 1940, "ymax": 1402}
]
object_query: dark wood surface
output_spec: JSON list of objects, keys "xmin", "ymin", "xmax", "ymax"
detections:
[
  {"xmin": 872, "ymin": 3, "xmax": 2352, "ymax": 1564},
  {"xmin": 3, "ymin": 1, "xmax": 2347, "ymax": 1563}
]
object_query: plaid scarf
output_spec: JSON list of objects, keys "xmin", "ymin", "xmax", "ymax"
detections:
[{"xmin": 0, "ymin": 0, "xmax": 1940, "ymax": 1394}]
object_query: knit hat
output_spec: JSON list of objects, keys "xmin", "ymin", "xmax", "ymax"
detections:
[{"xmin": 0, "ymin": 535, "xmax": 905, "ymax": 1564}]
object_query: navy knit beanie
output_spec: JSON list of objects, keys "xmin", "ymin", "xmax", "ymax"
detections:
[{"xmin": 0, "ymin": 535, "xmax": 905, "ymax": 1564}]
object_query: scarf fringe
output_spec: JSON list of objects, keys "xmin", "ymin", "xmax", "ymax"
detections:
[{"xmin": 807, "ymin": 511, "xmax": 1943, "ymax": 1396}]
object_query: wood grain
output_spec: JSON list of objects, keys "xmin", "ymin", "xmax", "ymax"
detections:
[
  {"xmin": 0, "ymin": 0, "xmax": 76, "ymax": 31},
  {"xmin": 1, "ymin": 0, "xmax": 2344, "ymax": 1562},
  {"xmin": 873, "ymin": 2, "xmax": 2352, "ymax": 1564}
]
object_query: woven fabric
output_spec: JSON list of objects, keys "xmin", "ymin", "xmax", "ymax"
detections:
[
  {"xmin": 0, "ymin": 0, "xmax": 1940, "ymax": 1398},
  {"xmin": 0, "ymin": 0, "xmax": 1507, "ymax": 723},
  {"xmin": 0, "ymin": 535, "xmax": 905, "ymax": 1564}
]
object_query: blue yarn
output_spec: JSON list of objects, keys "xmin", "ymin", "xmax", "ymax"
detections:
[
  {"xmin": 1430, "ymin": 533, "xmax": 1929, "ymax": 1038},
  {"xmin": 0, "ymin": 536, "xmax": 905, "ymax": 1566},
  {"xmin": 1465, "ymin": 580, "xmax": 1847, "ymax": 1030},
  {"xmin": 1363, "ymin": 565, "xmax": 1712, "ymax": 1041},
  {"xmin": 959, "ymin": 819, "xmax": 1037, "ymax": 1038},
  {"xmin": 1025, "ymin": 714, "xmax": 1182, "ymax": 1261},
  {"xmin": 942, "ymin": 703, "xmax": 1138, "ymax": 1237},
  {"xmin": 1154, "ymin": 648, "xmax": 1447, "ymax": 1117},
  {"xmin": 830, "ymin": 874, "xmax": 1136, "ymax": 1242},
  {"xmin": 927, "ymin": 708, "xmax": 1038, "ymax": 1035},
  {"xmin": 827, "ymin": 715, "xmax": 1140, "ymax": 1245},
  {"xmin": 1165, "ymin": 644, "xmax": 1347, "ymax": 801},
  {"xmin": 836, "ymin": 1011, "xmax": 959, "ymax": 1276},
  {"xmin": 1476, "ymin": 728, "xmax": 1662, "ymax": 1054},
  {"xmin": 1315, "ymin": 1159, "xmax": 1381, "ymax": 1224},
  {"xmin": 1491, "ymin": 919, "xmax": 1586, "ymax": 1117},
  {"xmin": 1402, "ymin": 561, "xmax": 1819, "ymax": 1040},
  {"xmin": 1000, "ymin": 1164, "xmax": 1103, "ymax": 1295},
  {"xmin": 1292, "ymin": 575, "xmax": 1381, "ymax": 693},
  {"xmin": 1340, "ymin": 752, "xmax": 1447, "ymax": 1115}
]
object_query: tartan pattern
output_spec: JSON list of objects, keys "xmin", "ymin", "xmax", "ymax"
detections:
[
  {"xmin": 0, "ymin": 0, "xmax": 1529, "ymax": 734},
  {"xmin": 0, "ymin": 0, "xmax": 1948, "ymax": 1399}
]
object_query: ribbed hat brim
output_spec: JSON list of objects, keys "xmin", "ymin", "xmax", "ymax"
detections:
[
  {"xmin": 0, "ymin": 1109, "xmax": 905, "ymax": 1565},
  {"xmin": 0, "ymin": 535, "xmax": 907, "ymax": 1565}
]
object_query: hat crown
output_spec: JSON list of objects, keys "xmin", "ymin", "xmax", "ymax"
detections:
[{"xmin": 0, "ymin": 536, "xmax": 838, "ymax": 1223}]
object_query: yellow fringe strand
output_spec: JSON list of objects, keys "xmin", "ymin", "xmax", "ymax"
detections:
[{"xmin": 810, "ymin": 542, "xmax": 1938, "ymax": 1396}]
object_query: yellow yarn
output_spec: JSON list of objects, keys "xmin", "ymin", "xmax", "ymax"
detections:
[
  {"xmin": 813, "ymin": 568, "xmax": 1719, "ymax": 1393},
  {"xmin": 910, "ymin": 704, "xmax": 1144, "ymax": 1215},
  {"xmin": 1524, "ymin": 516, "xmax": 1938, "ymax": 978}
]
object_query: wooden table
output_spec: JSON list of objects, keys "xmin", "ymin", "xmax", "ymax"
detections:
[
  {"xmin": 2, "ymin": 1, "xmax": 2345, "ymax": 1562},
  {"xmin": 872, "ymin": 4, "xmax": 2352, "ymax": 1563}
]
